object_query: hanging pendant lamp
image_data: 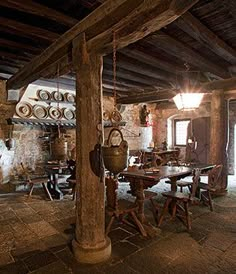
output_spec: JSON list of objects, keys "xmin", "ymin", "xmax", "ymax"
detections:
[{"xmin": 173, "ymin": 64, "xmax": 204, "ymax": 111}]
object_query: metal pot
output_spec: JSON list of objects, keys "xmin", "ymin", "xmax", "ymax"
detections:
[
  {"xmin": 102, "ymin": 128, "xmax": 128, "ymax": 175},
  {"xmin": 5, "ymin": 138, "xmax": 16, "ymax": 150}
]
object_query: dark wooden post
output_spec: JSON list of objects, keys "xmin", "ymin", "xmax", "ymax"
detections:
[
  {"xmin": 72, "ymin": 33, "xmax": 111, "ymax": 263},
  {"xmin": 209, "ymin": 90, "xmax": 228, "ymax": 191}
]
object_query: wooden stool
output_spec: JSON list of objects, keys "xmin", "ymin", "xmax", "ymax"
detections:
[
  {"xmin": 158, "ymin": 169, "xmax": 201, "ymax": 231},
  {"xmin": 106, "ymin": 199, "xmax": 147, "ymax": 237},
  {"xmin": 105, "ymin": 177, "xmax": 147, "ymax": 237},
  {"xmin": 21, "ymin": 163, "xmax": 53, "ymax": 201}
]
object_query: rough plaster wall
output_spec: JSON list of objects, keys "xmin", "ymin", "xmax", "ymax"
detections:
[
  {"xmin": 0, "ymin": 81, "xmax": 16, "ymax": 183},
  {"xmin": 228, "ymin": 102, "xmax": 236, "ymax": 174},
  {"xmin": 103, "ymin": 96, "xmax": 156, "ymax": 150}
]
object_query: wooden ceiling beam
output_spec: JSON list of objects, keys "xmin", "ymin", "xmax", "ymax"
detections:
[
  {"xmin": 104, "ymin": 53, "xmax": 175, "ymax": 82},
  {"xmin": 117, "ymin": 90, "xmax": 176, "ymax": 104},
  {"xmin": 146, "ymin": 31, "xmax": 229, "ymax": 79},
  {"xmin": 103, "ymin": 64, "xmax": 169, "ymax": 87},
  {"xmin": 0, "ymin": 59, "xmax": 23, "ymax": 68},
  {"xmin": 121, "ymin": 47, "xmax": 184, "ymax": 74},
  {"xmin": 87, "ymin": 0, "xmax": 199, "ymax": 54},
  {"xmin": 103, "ymin": 72, "xmax": 153, "ymax": 90},
  {"xmin": 0, "ymin": 38, "xmax": 42, "ymax": 54},
  {"xmin": 0, "ymin": 66, "xmax": 18, "ymax": 75},
  {"xmin": 175, "ymin": 11, "xmax": 236, "ymax": 64},
  {"xmin": 0, "ymin": 50, "xmax": 30, "ymax": 61},
  {"xmin": 203, "ymin": 77, "xmax": 236, "ymax": 91},
  {"xmin": 102, "ymin": 83, "xmax": 128, "ymax": 92},
  {"xmin": 0, "ymin": 17, "xmax": 59, "ymax": 42},
  {"xmin": 102, "ymin": 79, "xmax": 133, "ymax": 90},
  {"xmin": 102, "ymin": 87, "xmax": 130, "ymax": 96},
  {"xmin": 0, "ymin": 0, "xmax": 78, "ymax": 27},
  {"xmin": 7, "ymin": 0, "xmax": 199, "ymax": 90}
]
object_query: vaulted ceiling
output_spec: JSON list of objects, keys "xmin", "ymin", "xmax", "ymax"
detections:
[{"xmin": 0, "ymin": 0, "xmax": 236, "ymax": 105}]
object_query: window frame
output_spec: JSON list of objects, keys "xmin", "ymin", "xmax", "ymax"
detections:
[{"xmin": 174, "ymin": 119, "xmax": 190, "ymax": 147}]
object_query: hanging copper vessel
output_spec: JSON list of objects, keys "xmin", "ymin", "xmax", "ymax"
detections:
[{"xmin": 102, "ymin": 128, "xmax": 128, "ymax": 175}]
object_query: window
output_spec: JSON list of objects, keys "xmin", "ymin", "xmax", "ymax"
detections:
[{"xmin": 174, "ymin": 119, "xmax": 190, "ymax": 146}]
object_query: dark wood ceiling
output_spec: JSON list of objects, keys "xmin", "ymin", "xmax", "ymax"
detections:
[{"xmin": 0, "ymin": 0, "xmax": 236, "ymax": 103}]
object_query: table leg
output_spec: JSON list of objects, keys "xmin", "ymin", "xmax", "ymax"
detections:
[
  {"xmin": 47, "ymin": 173, "xmax": 63, "ymax": 200},
  {"xmin": 53, "ymin": 174, "xmax": 63, "ymax": 200},
  {"xmin": 170, "ymin": 177, "xmax": 177, "ymax": 191},
  {"xmin": 135, "ymin": 179, "xmax": 145, "ymax": 223},
  {"xmin": 105, "ymin": 177, "xmax": 118, "ymax": 210}
]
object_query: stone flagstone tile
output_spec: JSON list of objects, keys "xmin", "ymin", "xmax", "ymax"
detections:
[
  {"xmin": 30, "ymin": 261, "xmax": 71, "ymax": 274},
  {"xmin": 0, "ymin": 252, "xmax": 14, "ymax": 267},
  {"xmin": 0, "ymin": 260, "xmax": 29, "ymax": 274},
  {"xmin": 14, "ymin": 207, "xmax": 36, "ymax": 217},
  {"xmin": 28, "ymin": 220, "xmax": 59, "ymax": 238},
  {"xmin": 23, "ymin": 250, "xmax": 59, "ymax": 272},
  {"xmin": 9, "ymin": 203, "xmax": 29, "ymax": 210},
  {"xmin": 41, "ymin": 234, "xmax": 68, "ymax": 252},
  {"xmin": 55, "ymin": 247, "xmax": 104, "ymax": 274},
  {"xmin": 0, "ymin": 232, "xmax": 15, "ymax": 253},
  {"xmin": 11, "ymin": 240, "xmax": 47, "ymax": 260},
  {"xmin": 19, "ymin": 214, "xmax": 43, "ymax": 224},
  {"xmin": 108, "ymin": 227, "xmax": 133, "ymax": 244},
  {"xmin": 111, "ymin": 240, "xmax": 140, "ymax": 262},
  {"xmin": 0, "ymin": 224, "xmax": 13, "ymax": 234},
  {"xmin": 203, "ymin": 231, "xmax": 236, "ymax": 252},
  {"xmin": 103, "ymin": 262, "xmax": 140, "ymax": 274}
]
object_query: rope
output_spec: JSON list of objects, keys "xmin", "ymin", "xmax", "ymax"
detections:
[
  {"xmin": 57, "ymin": 64, "xmax": 61, "ymax": 137},
  {"xmin": 113, "ymin": 31, "xmax": 117, "ymax": 107}
]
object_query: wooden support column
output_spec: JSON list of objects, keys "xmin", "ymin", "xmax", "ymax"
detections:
[
  {"xmin": 72, "ymin": 33, "xmax": 111, "ymax": 264},
  {"xmin": 209, "ymin": 90, "xmax": 228, "ymax": 191}
]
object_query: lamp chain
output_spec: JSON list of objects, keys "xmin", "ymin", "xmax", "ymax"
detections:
[{"xmin": 113, "ymin": 31, "xmax": 117, "ymax": 107}]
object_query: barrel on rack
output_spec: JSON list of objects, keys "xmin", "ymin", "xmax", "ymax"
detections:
[{"xmin": 51, "ymin": 135, "xmax": 68, "ymax": 161}]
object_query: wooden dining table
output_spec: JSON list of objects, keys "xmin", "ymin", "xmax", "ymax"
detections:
[{"xmin": 120, "ymin": 164, "xmax": 215, "ymax": 223}]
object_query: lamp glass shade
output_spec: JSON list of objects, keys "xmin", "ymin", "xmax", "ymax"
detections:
[{"xmin": 173, "ymin": 93, "xmax": 204, "ymax": 111}]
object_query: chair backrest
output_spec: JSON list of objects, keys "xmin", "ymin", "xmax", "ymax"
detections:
[
  {"xmin": 208, "ymin": 164, "xmax": 223, "ymax": 189},
  {"xmin": 190, "ymin": 168, "xmax": 201, "ymax": 200}
]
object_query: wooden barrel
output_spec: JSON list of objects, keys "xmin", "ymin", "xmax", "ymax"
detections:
[{"xmin": 51, "ymin": 136, "xmax": 68, "ymax": 160}]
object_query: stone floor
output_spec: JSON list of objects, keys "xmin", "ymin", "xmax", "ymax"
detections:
[{"xmin": 0, "ymin": 177, "xmax": 235, "ymax": 274}]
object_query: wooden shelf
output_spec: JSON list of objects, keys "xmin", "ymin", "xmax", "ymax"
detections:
[
  {"xmin": 30, "ymin": 98, "xmax": 75, "ymax": 106},
  {"xmin": 7, "ymin": 118, "xmax": 126, "ymax": 128},
  {"xmin": 104, "ymin": 121, "xmax": 126, "ymax": 127},
  {"xmin": 7, "ymin": 118, "xmax": 75, "ymax": 128}
]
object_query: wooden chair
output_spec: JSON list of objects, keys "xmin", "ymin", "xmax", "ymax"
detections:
[
  {"xmin": 158, "ymin": 168, "xmax": 201, "ymax": 231},
  {"xmin": 198, "ymin": 164, "xmax": 223, "ymax": 211},
  {"xmin": 105, "ymin": 177, "xmax": 147, "ymax": 237},
  {"xmin": 21, "ymin": 163, "xmax": 53, "ymax": 201},
  {"xmin": 66, "ymin": 159, "xmax": 77, "ymax": 200}
]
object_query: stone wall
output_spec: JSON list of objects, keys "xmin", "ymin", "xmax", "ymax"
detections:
[{"xmin": 103, "ymin": 96, "xmax": 157, "ymax": 150}]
